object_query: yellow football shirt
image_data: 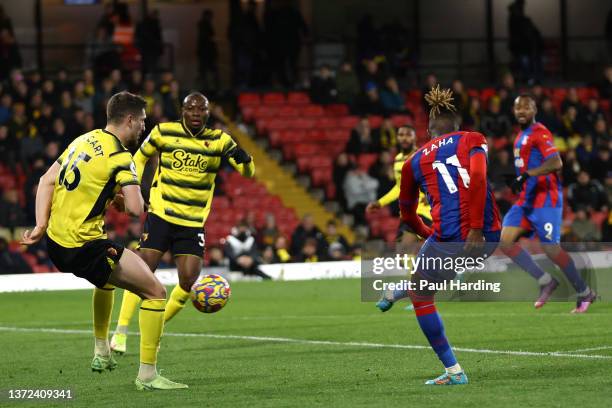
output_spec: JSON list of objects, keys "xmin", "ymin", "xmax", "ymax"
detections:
[
  {"xmin": 47, "ymin": 129, "xmax": 139, "ymax": 248},
  {"xmin": 377, "ymin": 150, "xmax": 431, "ymax": 220},
  {"xmin": 134, "ymin": 121, "xmax": 255, "ymax": 228}
]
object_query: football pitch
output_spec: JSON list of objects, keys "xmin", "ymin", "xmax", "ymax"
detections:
[{"xmin": 1, "ymin": 278, "xmax": 611, "ymax": 407}]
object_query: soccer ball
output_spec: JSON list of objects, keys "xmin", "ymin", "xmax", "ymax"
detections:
[{"xmin": 190, "ymin": 274, "xmax": 231, "ymax": 313}]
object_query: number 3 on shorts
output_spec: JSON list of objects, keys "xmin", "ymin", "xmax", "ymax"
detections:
[
  {"xmin": 544, "ymin": 223, "xmax": 553, "ymax": 240},
  {"xmin": 197, "ymin": 233, "xmax": 205, "ymax": 247}
]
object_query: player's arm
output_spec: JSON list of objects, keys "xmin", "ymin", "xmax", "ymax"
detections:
[
  {"xmin": 511, "ymin": 131, "xmax": 561, "ymax": 193},
  {"xmin": 465, "ymin": 149, "xmax": 488, "ymax": 251},
  {"xmin": 133, "ymin": 125, "xmax": 162, "ymax": 182},
  {"xmin": 21, "ymin": 161, "xmax": 61, "ymax": 245},
  {"xmin": 398, "ymin": 160, "xmax": 432, "ymax": 239},
  {"xmin": 224, "ymin": 135, "xmax": 255, "ymax": 177},
  {"xmin": 115, "ymin": 155, "xmax": 144, "ymax": 217},
  {"xmin": 368, "ymin": 181, "xmax": 399, "ymax": 212}
]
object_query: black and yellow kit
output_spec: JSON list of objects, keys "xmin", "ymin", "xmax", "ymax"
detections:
[
  {"xmin": 134, "ymin": 120, "xmax": 255, "ymax": 257},
  {"xmin": 46, "ymin": 129, "xmax": 138, "ymax": 287}
]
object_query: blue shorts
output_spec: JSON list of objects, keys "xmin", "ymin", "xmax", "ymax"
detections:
[
  {"xmin": 415, "ymin": 231, "xmax": 500, "ymax": 283},
  {"xmin": 502, "ymin": 205, "xmax": 562, "ymax": 243}
]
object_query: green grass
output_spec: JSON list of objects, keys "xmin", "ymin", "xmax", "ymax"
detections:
[{"xmin": 0, "ymin": 279, "xmax": 611, "ymax": 407}]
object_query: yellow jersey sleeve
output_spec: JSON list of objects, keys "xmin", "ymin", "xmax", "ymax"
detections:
[
  {"xmin": 111, "ymin": 151, "xmax": 139, "ymax": 187},
  {"xmin": 134, "ymin": 125, "xmax": 163, "ymax": 181}
]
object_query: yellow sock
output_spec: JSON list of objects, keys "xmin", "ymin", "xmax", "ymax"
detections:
[
  {"xmin": 93, "ymin": 284, "xmax": 115, "ymax": 340},
  {"xmin": 164, "ymin": 285, "xmax": 190, "ymax": 323},
  {"xmin": 118, "ymin": 290, "xmax": 142, "ymax": 327},
  {"xmin": 139, "ymin": 299, "xmax": 166, "ymax": 365}
]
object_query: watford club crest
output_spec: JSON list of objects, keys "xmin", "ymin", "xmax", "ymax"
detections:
[{"xmin": 141, "ymin": 233, "xmax": 149, "ymax": 242}]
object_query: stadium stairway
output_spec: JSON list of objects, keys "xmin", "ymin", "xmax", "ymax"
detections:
[{"xmin": 220, "ymin": 119, "xmax": 355, "ymax": 243}]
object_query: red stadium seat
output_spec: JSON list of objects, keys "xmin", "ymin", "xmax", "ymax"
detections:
[
  {"xmin": 368, "ymin": 115, "xmax": 383, "ymax": 128},
  {"xmin": 311, "ymin": 168, "xmax": 332, "ymax": 187},
  {"xmin": 338, "ymin": 116, "xmax": 360, "ymax": 129},
  {"xmin": 391, "ymin": 114, "xmax": 413, "ymax": 128},
  {"xmin": 357, "ymin": 153, "xmax": 378, "ymax": 171},
  {"xmin": 238, "ymin": 93, "xmax": 261, "ymax": 107},
  {"xmin": 278, "ymin": 106, "xmax": 299, "ymax": 117},
  {"xmin": 287, "ymin": 92, "xmax": 310, "ymax": 105},
  {"xmin": 324, "ymin": 129, "xmax": 350, "ymax": 142},
  {"xmin": 325, "ymin": 104, "xmax": 349, "ymax": 116},
  {"xmin": 263, "ymin": 92, "xmax": 286, "ymax": 105},
  {"xmin": 301, "ymin": 105, "xmax": 325, "ymax": 117}
]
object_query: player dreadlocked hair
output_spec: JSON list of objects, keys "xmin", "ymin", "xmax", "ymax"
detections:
[
  {"xmin": 425, "ymin": 84, "xmax": 460, "ymax": 137},
  {"xmin": 424, "ymin": 84, "xmax": 456, "ymax": 119}
]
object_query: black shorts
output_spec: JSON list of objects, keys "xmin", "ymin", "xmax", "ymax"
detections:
[
  {"xmin": 138, "ymin": 212, "xmax": 205, "ymax": 258},
  {"xmin": 396, "ymin": 215, "xmax": 433, "ymax": 240},
  {"xmin": 47, "ymin": 236, "xmax": 124, "ymax": 288}
]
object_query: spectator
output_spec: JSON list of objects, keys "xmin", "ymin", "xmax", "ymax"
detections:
[
  {"xmin": 462, "ymin": 97, "xmax": 482, "ymax": 130},
  {"xmin": 0, "ymin": 93, "xmax": 12, "ymax": 124},
  {"xmin": 567, "ymin": 171, "xmax": 607, "ymax": 212},
  {"xmin": 323, "ymin": 220, "xmax": 350, "ymax": 256},
  {"xmin": 421, "ymin": 73, "xmax": 438, "ymax": 110},
  {"xmin": 575, "ymin": 134, "xmax": 597, "ymax": 168},
  {"xmin": 162, "ymin": 80, "xmax": 181, "ymax": 120},
  {"xmin": 0, "ymin": 238, "xmax": 32, "ymax": 274},
  {"xmin": 273, "ymin": 235, "xmax": 291, "ymax": 263},
  {"xmin": 0, "ymin": 5, "xmax": 15, "ymax": 35},
  {"xmin": 537, "ymin": 97, "xmax": 562, "ymax": 135},
  {"xmin": 582, "ymin": 98, "xmax": 605, "ymax": 134},
  {"xmin": 43, "ymin": 142, "xmax": 60, "ymax": 167},
  {"xmin": 343, "ymin": 164, "xmax": 379, "ymax": 226},
  {"xmin": 224, "ymin": 220, "xmax": 271, "ymax": 279},
  {"xmin": 591, "ymin": 118, "xmax": 610, "ymax": 148},
  {"xmin": 24, "ymin": 155, "xmax": 46, "ymax": 224},
  {"xmin": 207, "ymin": 246, "xmax": 228, "ymax": 267},
  {"xmin": 57, "ymin": 90, "xmax": 76, "ymax": 124},
  {"xmin": 295, "ymin": 237, "xmax": 319, "ymax": 262},
  {"xmin": 0, "ymin": 124, "xmax": 17, "ymax": 170},
  {"xmin": 380, "ymin": 77, "xmax": 409, "ymax": 114},
  {"xmin": 128, "ymin": 69, "xmax": 143, "ymax": 93},
  {"xmin": 112, "ymin": 3, "xmax": 139, "ymax": 71},
  {"xmin": 480, "ymin": 96, "xmax": 512, "ymax": 139},
  {"xmin": 562, "ymin": 149, "xmax": 581, "ymax": 186},
  {"xmin": 141, "ymin": 78, "xmax": 162, "ymax": 116},
  {"xmin": 378, "ymin": 117, "xmax": 397, "ymax": 151},
  {"xmin": 561, "ymin": 106, "xmax": 583, "ymax": 144},
  {"xmin": 228, "ymin": 0, "xmax": 261, "ymax": 88},
  {"xmin": 599, "ymin": 66, "xmax": 612, "ymax": 100},
  {"xmin": 260, "ymin": 245, "xmax": 279, "ymax": 264},
  {"xmin": 55, "ymin": 68, "xmax": 72, "ymax": 94},
  {"xmin": 451, "ymin": 79, "xmax": 469, "ymax": 114},
  {"xmin": 0, "ymin": 189, "xmax": 27, "ymax": 229},
  {"xmin": 73, "ymin": 81, "xmax": 93, "ymax": 114},
  {"xmin": 0, "ymin": 28, "xmax": 21, "ymax": 81},
  {"xmin": 561, "ymin": 87, "xmax": 582, "ymax": 114},
  {"xmin": 336, "ymin": 61, "xmax": 360, "ymax": 107},
  {"xmin": 368, "ymin": 150, "xmax": 393, "ymax": 183},
  {"xmin": 41, "ymin": 79, "xmax": 58, "ymax": 105},
  {"xmin": 257, "ymin": 213, "xmax": 279, "ymax": 248},
  {"xmin": 136, "ymin": 9, "xmax": 163, "ymax": 75},
  {"xmin": 489, "ymin": 149, "xmax": 515, "ymax": 190},
  {"xmin": 567, "ymin": 208, "xmax": 602, "ymax": 242},
  {"xmin": 507, "ymin": 1, "xmax": 542, "ymax": 83},
  {"xmin": 357, "ymin": 82, "xmax": 385, "ymax": 115},
  {"xmin": 590, "ymin": 148, "xmax": 611, "ymax": 182},
  {"xmin": 197, "ymin": 9, "xmax": 219, "ymax": 93},
  {"xmin": 346, "ymin": 117, "xmax": 380, "ymax": 154},
  {"xmin": 86, "ymin": 25, "xmax": 120, "ymax": 80},
  {"xmin": 82, "ymin": 69, "xmax": 96, "ymax": 96},
  {"xmin": 333, "ymin": 152, "xmax": 352, "ymax": 210},
  {"xmin": 310, "ymin": 64, "xmax": 337, "ymax": 105},
  {"xmin": 290, "ymin": 214, "xmax": 325, "ymax": 257}
]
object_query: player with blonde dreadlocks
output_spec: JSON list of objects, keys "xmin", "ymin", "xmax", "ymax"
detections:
[{"xmin": 376, "ymin": 85, "xmax": 501, "ymax": 385}]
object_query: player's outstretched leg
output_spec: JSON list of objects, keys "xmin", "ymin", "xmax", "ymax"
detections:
[
  {"xmin": 543, "ymin": 245, "xmax": 596, "ymax": 313},
  {"xmin": 108, "ymin": 249, "xmax": 187, "ymax": 390},
  {"xmin": 409, "ymin": 289, "xmax": 467, "ymax": 385},
  {"xmin": 500, "ymin": 227, "xmax": 558, "ymax": 308},
  {"xmin": 110, "ymin": 290, "xmax": 141, "ymax": 355},
  {"xmin": 165, "ymin": 255, "xmax": 202, "ymax": 323},
  {"xmin": 91, "ymin": 283, "xmax": 118, "ymax": 372},
  {"xmin": 376, "ymin": 288, "xmax": 411, "ymax": 312}
]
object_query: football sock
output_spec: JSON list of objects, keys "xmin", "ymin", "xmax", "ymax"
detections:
[
  {"xmin": 93, "ymin": 283, "xmax": 114, "ymax": 355},
  {"xmin": 117, "ymin": 290, "xmax": 141, "ymax": 329},
  {"xmin": 446, "ymin": 363, "xmax": 463, "ymax": 374},
  {"xmin": 138, "ymin": 363, "xmax": 157, "ymax": 382},
  {"xmin": 164, "ymin": 285, "xmax": 190, "ymax": 323},
  {"xmin": 412, "ymin": 300, "xmax": 457, "ymax": 368},
  {"xmin": 503, "ymin": 245, "xmax": 549, "ymax": 282},
  {"xmin": 550, "ymin": 250, "xmax": 588, "ymax": 294},
  {"xmin": 139, "ymin": 299, "xmax": 166, "ymax": 366},
  {"xmin": 390, "ymin": 288, "xmax": 410, "ymax": 302}
]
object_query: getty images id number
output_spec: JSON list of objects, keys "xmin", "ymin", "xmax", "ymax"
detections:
[{"xmin": 7, "ymin": 389, "xmax": 73, "ymax": 399}]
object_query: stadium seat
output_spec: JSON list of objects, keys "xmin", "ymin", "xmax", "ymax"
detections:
[
  {"xmin": 302, "ymin": 105, "xmax": 325, "ymax": 117},
  {"xmin": 238, "ymin": 93, "xmax": 261, "ymax": 107},
  {"xmin": 263, "ymin": 92, "xmax": 286, "ymax": 105},
  {"xmin": 368, "ymin": 115, "xmax": 383, "ymax": 128},
  {"xmin": 287, "ymin": 92, "xmax": 310, "ymax": 105},
  {"xmin": 325, "ymin": 104, "xmax": 349, "ymax": 116},
  {"xmin": 391, "ymin": 114, "xmax": 413, "ymax": 128},
  {"xmin": 357, "ymin": 153, "xmax": 378, "ymax": 171}
]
